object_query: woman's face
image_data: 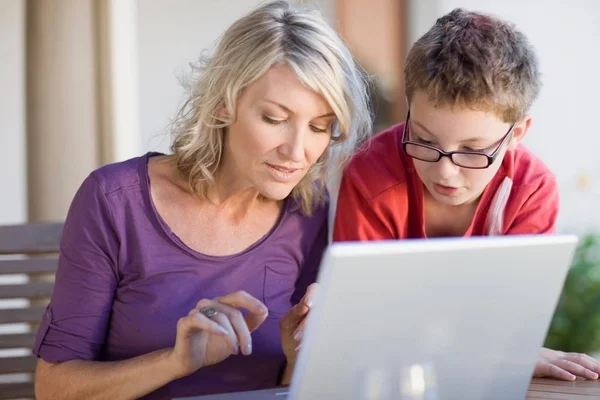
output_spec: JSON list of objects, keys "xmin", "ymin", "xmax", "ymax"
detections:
[{"xmin": 219, "ymin": 64, "xmax": 335, "ymax": 200}]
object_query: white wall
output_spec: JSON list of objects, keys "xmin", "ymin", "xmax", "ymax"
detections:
[
  {"xmin": 137, "ymin": 0, "xmax": 266, "ymax": 154},
  {"xmin": 0, "ymin": 0, "xmax": 26, "ymax": 225},
  {"xmin": 408, "ymin": 0, "xmax": 600, "ymax": 234},
  {"xmin": 303, "ymin": 0, "xmax": 336, "ymax": 24}
]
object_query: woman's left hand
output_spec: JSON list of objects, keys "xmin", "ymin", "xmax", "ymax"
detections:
[
  {"xmin": 279, "ymin": 283, "xmax": 318, "ymax": 362},
  {"xmin": 534, "ymin": 347, "xmax": 600, "ymax": 380}
]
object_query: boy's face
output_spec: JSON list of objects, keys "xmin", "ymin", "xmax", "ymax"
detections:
[{"xmin": 407, "ymin": 91, "xmax": 530, "ymax": 207}]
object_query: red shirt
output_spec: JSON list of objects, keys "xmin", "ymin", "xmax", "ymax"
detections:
[{"xmin": 333, "ymin": 123, "xmax": 559, "ymax": 241}]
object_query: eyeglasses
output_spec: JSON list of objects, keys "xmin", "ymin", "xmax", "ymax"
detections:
[{"xmin": 401, "ymin": 110, "xmax": 515, "ymax": 169}]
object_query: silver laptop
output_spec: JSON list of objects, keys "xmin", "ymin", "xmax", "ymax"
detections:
[{"xmin": 179, "ymin": 234, "xmax": 578, "ymax": 400}]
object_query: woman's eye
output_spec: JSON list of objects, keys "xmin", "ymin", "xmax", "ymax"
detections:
[
  {"xmin": 262, "ymin": 115, "xmax": 285, "ymax": 125},
  {"xmin": 310, "ymin": 125, "xmax": 328, "ymax": 133}
]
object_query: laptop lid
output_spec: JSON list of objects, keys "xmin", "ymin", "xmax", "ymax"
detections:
[{"xmin": 288, "ymin": 235, "xmax": 578, "ymax": 400}]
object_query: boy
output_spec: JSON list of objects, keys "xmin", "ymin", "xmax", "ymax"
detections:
[{"xmin": 333, "ymin": 8, "xmax": 600, "ymax": 381}]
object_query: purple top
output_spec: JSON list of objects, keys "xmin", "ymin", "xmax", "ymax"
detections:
[{"xmin": 33, "ymin": 152, "xmax": 328, "ymax": 399}]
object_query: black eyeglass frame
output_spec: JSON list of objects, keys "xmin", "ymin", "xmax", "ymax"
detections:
[{"xmin": 401, "ymin": 109, "xmax": 516, "ymax": 169}]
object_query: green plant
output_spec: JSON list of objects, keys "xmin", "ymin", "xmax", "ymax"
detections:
[{"xmin": 545, "ymin": 233, "xmax": 600, "ymax": 354}]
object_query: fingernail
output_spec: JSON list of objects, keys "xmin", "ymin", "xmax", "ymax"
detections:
[
  {"xmin": 259, "ymin": 305, "xmax": 267, "ymax": 314},
  {"xmin": 591, "ymin": 373, "xmax": 598, "ymax": 379},
  {"xmin": 295, "ymin": 343, "xmax": 302, "ymax": 352},
  {"xmin": 233, "ymin": 342, "xmax": 239, "ymax": 355},
  {"xmin": 304, "ymin": 298, "xmax": 313, "ymax": 308},
  {"xmin": 293, "ymin": 330, "xmax": 304, "ymax": 342},
  {"xmin": 245, "ymin": 343, "xmax": 252, "ymax": 355}
]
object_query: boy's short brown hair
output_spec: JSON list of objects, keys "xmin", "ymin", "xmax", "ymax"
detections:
[{"xmin": 405, "ymin": 8, "xmax": 541, "ymax": 123}]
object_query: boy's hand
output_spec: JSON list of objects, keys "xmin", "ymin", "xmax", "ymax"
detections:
[{"xmin": 534, "ymin": 347, "xmax": 600, "ymax": 381}]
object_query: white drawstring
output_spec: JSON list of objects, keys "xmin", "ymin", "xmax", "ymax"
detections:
[{"xmin": 485, "ymin": 176, "xmax": 513, "ymax": 236}]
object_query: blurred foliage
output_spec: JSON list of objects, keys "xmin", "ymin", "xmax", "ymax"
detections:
[{"xmin": 545, "ymin": 233, "xmax": 600, "ymax": 353}]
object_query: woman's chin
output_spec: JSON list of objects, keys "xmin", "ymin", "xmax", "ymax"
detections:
[{"xmin": 257, "ymin": 182, "xmax": 296, "ymax": 202}]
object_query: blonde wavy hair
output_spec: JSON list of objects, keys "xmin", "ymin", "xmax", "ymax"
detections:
[{"xmin": 169, "ymin": 0, "xmax": 372, "ymax": 215}]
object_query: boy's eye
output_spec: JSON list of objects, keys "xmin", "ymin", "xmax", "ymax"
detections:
[
  {"xmin": 415, "ymin": 136, "xmax": 434, "ymax": 146},
  {"xmin": 463, "ymin": 146, "xmax": 487, "ymax": 153}
]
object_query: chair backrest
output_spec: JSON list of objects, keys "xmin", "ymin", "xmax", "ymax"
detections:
[{"xmin": 0, "ymin": 223, "xmax": 62, "ymax": 400}]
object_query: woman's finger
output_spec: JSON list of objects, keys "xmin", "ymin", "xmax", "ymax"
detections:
[
  {"xmin": 293, "ymin": 313, "xmax": 309, "ymax": 342},
  {"xmin": 214, "ymin": 302, "xmax": 252, "ymax": 356},
  {"xmin": 195, "ymin": 299, "xmax": 250, "ymax": 355},
  {"xmin": 291, "ymin": 284, "xmax": 318, "ymax": 339},
  {"xmin": 216, "ymin": 291, "xmax": 269, "ymax": 332},
  {"xmin": 301, "ymin": 283, "xmax": 319, "ymax": 311},
  {"xmin": 180, "ymin": 309, "xmax": 229, "ymax": 338}
]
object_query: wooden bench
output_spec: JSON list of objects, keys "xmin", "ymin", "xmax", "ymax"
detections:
[{"xmin": 0, "ymin": 223, "xmax": 62, "ymax": 400}]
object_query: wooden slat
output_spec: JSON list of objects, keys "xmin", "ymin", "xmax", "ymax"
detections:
[
  {"xmin": 0, "ymin": 223, "xmax": 63, "ymax": 255},
  {"xmin": 0, "ymin": 306, "xmax": 46, "ymax": 324},
  {"xmin": 0, "ymin": 333, "xmax": 36, "ymax": 349},
  {"xmin": 0, "ymin": 355, "xmax": 37, "ymax": 374},
  {"xmin": 0, "ymin": 258, "xmax": 58, "ymax": 275},
  {"xmin": 0, "ymin": 382, "xmax": 35, "ymax": 400},
  {"xmin": 0, "ymin": 282, "xmax": 54, "ymax": 299}
]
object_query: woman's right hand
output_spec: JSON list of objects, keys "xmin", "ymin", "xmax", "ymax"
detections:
[{"xmin": 169, "ymin": 291, "xmax": 269, "ymax": 378}]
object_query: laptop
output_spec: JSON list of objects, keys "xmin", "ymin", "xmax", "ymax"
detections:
[{"xmin": 178, "ymin": 234, "xmax": 578, "ymax": 400}]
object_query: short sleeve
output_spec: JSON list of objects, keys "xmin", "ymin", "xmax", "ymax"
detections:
[
  {"xmin": 33, "ymin": 173, "xmax": 119, "ymax": 363},
  {"xmin": 333, "ymin": 169, "xmax": 395, "ymax": 242},
  {"xmin": 291, "ymin": 205, "xmax": 328, "ymax": 305},
  {"xmin": 506, "ymin": 174, "xmax": 559, "ymax": 234}
]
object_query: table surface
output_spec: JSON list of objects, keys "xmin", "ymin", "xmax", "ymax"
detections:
[
  {"xmin": 180, "ymin": 378, "xmax": 600, "ymax": 399},
  {"xmin": 527, "ymin": 378, "xmax": 600, "ymax": 399}
]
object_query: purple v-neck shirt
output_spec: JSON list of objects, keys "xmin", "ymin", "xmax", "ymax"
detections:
[{"xmin": 33, "ymin": 153, "xmax": 328, "ymax": 399}]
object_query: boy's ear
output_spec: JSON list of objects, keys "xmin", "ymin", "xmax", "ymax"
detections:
[{"xmin": 507, "ymin": 115, "xmax": 532, "ymax": 151}]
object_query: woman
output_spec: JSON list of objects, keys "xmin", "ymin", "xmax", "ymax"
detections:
[{"xmin": 32, "ymin": 1, "xmax": 372, "ymax": 399}]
